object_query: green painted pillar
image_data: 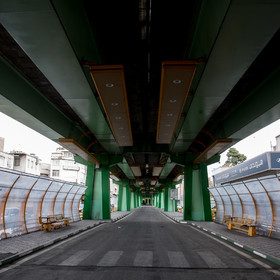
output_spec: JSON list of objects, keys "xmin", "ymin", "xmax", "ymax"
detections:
[
  {"xmin": 83, "ymin": 163, "xmax": 95, "ymax": 219},
  {"xmin": 117, "ymin": 182, "xmax": 123, "ymax": 211},
  {"xmin": 184, "ymin": 165, "xmax": 192, "ymax": 220},
  {"xmin": 91, "ymin": 165, "xmax": 110, "ymax": 220},
  {"xmin": 200, "ymin": 164, "xmax": 212, "ymax": 221},
  {"xmin": 183, "ymin": 164, "xmax": 211, "ymax": 221},
  {"xmin": 164, "ymin": 184, "xmax": 175, "ymax": 212},
  {"xmin": 126, "ymin": 185, "xmax": 131, "ymax": 211},
  {"xmin": 172, "ymin": 184, "xmax": 178, "ymax": 212},
  {"xmin": 135, "ymin": 192, "xmax": 138, "ymax": 207},
  {"xmin": 121, "ymin": 182, "xmax": 127, "ymax": 211},
  {"xmin": 159, "ymin": 191, "xmax": 162, "ymax": 208}
]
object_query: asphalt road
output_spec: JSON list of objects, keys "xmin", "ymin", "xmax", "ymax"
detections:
[{"xmin": 0, "ymin": 207, "xmax": 279, "ymax": 279}]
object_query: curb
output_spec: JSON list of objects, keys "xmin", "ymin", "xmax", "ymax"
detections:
[
  {"xmin": 0, "ymin": 221, "xmax": 103, "ymax": 267},
  {"xmin": 0, "ymin": 211, "xmax": 133, "ymax": 267},
  {"xmin": 161, "ymin": 212, "xmax": 280, "ymax": 267}
]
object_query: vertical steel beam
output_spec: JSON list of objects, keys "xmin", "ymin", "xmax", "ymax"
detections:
[
  {"xmin": 71, "ymin": 187, "xmax": 80, "ymax": 221},
  {"xmin": 215, "ymin": 187, "xmax": 225, "ymax": 223},
  {"xmin": 258, "ymin": 178, "xmax": 274, "ymax": 237},
  {"xmin": 63, "ymin": 184, "xmax": 74, "ymax": 217},
  {"xmin": 200, "ymin": 164, "xmax": 212, "ymax": 221},
  {"xmin": 223, "ymin": 186, "xmax": 234, "ymax": 217},
  {"xmin": 183, "ymin": 165, "xmax": 192, "ymax": 220},
  {"xmin": 118, "ymin": 183, "xmax": 123, "ymax": 211},
  {"xmin": 242, "ymin": 181, "xmax": 257, "ymax": 224},
  {"xmin": 83, "ymin": 164, "xmax": 95, "ymax": 219},
  {"xmin": 2, "ymin": 176, "xmax": 20, "ymax": 238},
  {"xmin": 24, "ymin": 177, "xmax": 39, "ymax": 233},
  {"xmin": 53, "ymin": 183, "xmax": 65, "ymax": 215},
  {"xmin": 230, "ymin": 183, "xmax": 244, "ymax": 218}
]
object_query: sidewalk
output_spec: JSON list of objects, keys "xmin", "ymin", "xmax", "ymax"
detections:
[
  {"xmin": 161, "ymin": 210, "xmax": 280, "ymax": 266},
  {"xmin": 0, "ymin": 211, "xmax": 131, "ymax": 266}
]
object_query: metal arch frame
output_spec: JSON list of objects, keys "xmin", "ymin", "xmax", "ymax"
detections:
[
  {"xmin": 76, "ymin": 189, "xmax": 86, "ymax": 221},
  {"xmin": 52, "ymin": 182, "xmax": 66, "ymax": 215},
  {"xmin": 257, "ymin": 177, "xmax": 274, "ymax": 238},
  {"xmin": 223, "ymin": 186, "xmax": 234, "ymax": 217},
  {"xmin": 71, "ymin": 186, "xmax": 80, "ymax": 222},
  {"xmin": 229, "ymin": 183, "xmax": 244, "ymax": 218},
  {"xmin": 24, "ymin": 177, "xmax": 40, "ymax": 233},
  {"xmin": 209, "ymin": 191, "xmax": 218, "ymax": 222},
  {"xmin": 63, "ymin": 184, "xmax": 75, "ymax": 217},
  {"xmin": 39, "ymin": 180, "xmax": 55, "ymax": 217},
  {"xmin": 2, "ymin": 175, "xmax": 20, "ymax": 239},
  {"xmin": 242, "ymin": 180, "xmax": 258, "ymax": 225},
  {"xmin": 214, "ymin": 187, "xmax": 225, "ymax": 223}
]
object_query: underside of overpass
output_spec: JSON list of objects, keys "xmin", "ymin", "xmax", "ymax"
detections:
[{"xmin": 0, "ymin": 0, "xmax": 279, "ymax": 220}]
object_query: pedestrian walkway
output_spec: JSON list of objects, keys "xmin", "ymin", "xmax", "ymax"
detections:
[
  {"xmin": 162, "ymin": 210, "xmax": 280, "ymax": 266},
  {"xmin": 0, "ymin": 210, "xmax": 132, "ymax": 266}
]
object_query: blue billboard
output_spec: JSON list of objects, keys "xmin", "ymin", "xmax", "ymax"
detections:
[{"xmin": 213, "ymin": 152, "xmax": 280, "ymax": 186}]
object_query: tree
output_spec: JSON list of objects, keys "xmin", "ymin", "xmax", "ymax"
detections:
[{"xmin": 223, "ymin": 148, "xmax": 247, "ymax": 167}]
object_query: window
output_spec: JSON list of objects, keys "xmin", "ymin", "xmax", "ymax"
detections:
[
  {"xmin": 14, "ymin": 157, "xmax": 20, "ymax": 166},
  {"xmin": 27, "ymin": 159, "xmax": 30, "ymax": 168},
  {"xmin": 52, "ymin": 170, "xmax": 60, "ymax": 177}
]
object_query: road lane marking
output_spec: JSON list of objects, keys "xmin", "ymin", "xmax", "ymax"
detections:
[
  {"xmin": 161, "ymin": 213, "xmax": 178, "ymax": 224},
  {"xmin": 97, "ymin": 251, "xmax": 123, "ymax": 266},
  {"xmin": 197, "ymin": 251, "xmax": 228, "ymax": 268},
  {"xmin": 115, "ymin": 211, "xmax": 136, "ymax": 223},
  {"xmin": 168, "ymin": 251, "xmax": 190, "ymax": 268},
  {"xmin": 190, "ymin": 226, "xmax": 272, "ymax": 270},
  {"xmin": 59, "ymin": 250, "xmax": 93, "ymax": 266},
  {"xmin": 134, "ymin": 251, "xmax": 153, "ymax": 267},
  {"xmin": 0, "ymin": 223, "xmax": 105, "ymax": 274}
]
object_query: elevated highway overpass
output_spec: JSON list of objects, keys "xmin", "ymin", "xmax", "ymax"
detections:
[{"xmin": 0, "ymin": 0, "xmax": 280, "ymax": 245}]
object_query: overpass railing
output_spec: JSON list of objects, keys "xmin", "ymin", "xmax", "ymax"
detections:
[
  {"xmin": 209, "ymin": 172, "xmax": 280, "ymax": 238},
  {"xmin": 0, "ymin": 167, "xmax": 87, "ymax": 239}
]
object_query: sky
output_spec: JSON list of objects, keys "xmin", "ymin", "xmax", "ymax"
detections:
[
  {"xmin": 0, "ymin": 111, "xmax": 279, "ymax": 166},
  {"xmin": 0, "ymin": 112, "xmax": 61, "ymax": 163}
]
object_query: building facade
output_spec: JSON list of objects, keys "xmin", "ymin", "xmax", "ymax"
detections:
[
  {"xmin": 10, "ymin": 151, "xmax": 40, "ymax": 175},
  {"xmin": 50, "ymin": 147, "xmax": 87, "ymax": 185}
]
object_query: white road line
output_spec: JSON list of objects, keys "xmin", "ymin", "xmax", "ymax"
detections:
[
  {"xmin": 161, "ymin": 214, "xmax": 178, "ymax": 224},
  {"xmin": 190, "ymin": 226, "xmax": 272, "ymax": 270},
  {"xmin": 197, "ymin": 251, "xmax": 228, "ymax": 268},
  {"xmin": 115, "ymin": 211, "xmax": 136, "ymax": 223},
  {"xmin": 97, "ymin": 251, "xmax": 123, "ymax": 266},
  {"xmin": 0, "ymin": 223, "xmax": 104, "ymax": 274},
  {"xmin": 59, "ymin": 250, "xmax": 93, "ymax": 266},
  {"xmin": 134, "ymin": 251, "xmax": 153, "ymax": 267},
  {"xmin": 168, "ymin": 251, "xmax": 190, "ymax": 268}
]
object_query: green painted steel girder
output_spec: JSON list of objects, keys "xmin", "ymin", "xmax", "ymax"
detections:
[
  {"xmin": 0, "ymin": 0, "xmax": 120, "ymax": 154},
  {"xmin": 214, "ymin": 67, "xmax": 280, "ymax": 142},
  {"xmin": 172, "ymin": 0, "xmax": 280, "ymax": 153},
  {"xmin": 0, "ymin": 56, "xmax": 92, "ymax": 148}
]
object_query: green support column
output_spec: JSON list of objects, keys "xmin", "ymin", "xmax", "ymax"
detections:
[
  {"xmin": 184, "ymin": 165, "xmax": 192, "ymax": 220},
  {"xmin": 121, "ymin": 182, "xmax": 127, "ymax": 211},
  {"xmin": 183, "ymin": 164, "xmax": 211, "ymax": 221},
  {"xmin": 83, "ymin": 163, "xmax": 95, "ymax": 219},
  {"xmin": 164, "ymin": 184, "xmax": 175, "ymax": 212},
  {"xmin": 172, "ymin": 184, "xmax": 178, "ymax": 212},
  {"xmin": 200, "ymin": 164, "xmax": 212, "ymax": 221},
  {"xmin": 91, "ymin": 165, "xmax": 110, "ymax": 220},
  {"xmin": 126, "ymin": 185, "xmax": 131, "ymax": 211},
  {"xmin": 117, "ymin": 183, "xmax": 123, "ymax": 211},
  {"xmin": 158, "ymin": 191, "xmax": 162, "ymax": 209}
]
